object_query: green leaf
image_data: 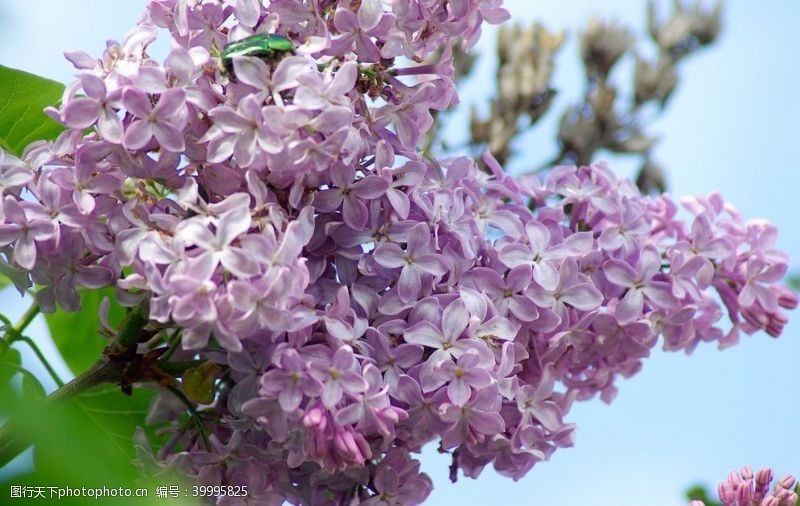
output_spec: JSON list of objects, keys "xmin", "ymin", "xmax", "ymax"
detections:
[
  {"xmin": 45, "ymin": 287, "xmax": 125, "ymax": 376},
  {"xmin": 71, "ymin": 385, "xmax": 156, "ymax": 461},
  {"xmin": 0, "ymin": 65, "xmax": 65, "ymax": 157},
  {"xmin": 0, "ymin": 382, "xmax": 197, "ymax": 506},
  {"xmin": 0, "ymin": 348, "xmax": 22, "ymax": 385},
  {"xmin": 0, "ymin": 272, "xmax": 9, "ymax": 291},
  {"xmin": 685, "ymin": 484, "xmax": 721, "ymax": 506},
  {"xmin": 788, "ymin": 275, "xmax": 800, "ymax": 292},
  {"xmin": 20, "ymin": 373, "xmax": 45, "ymax": 401}
]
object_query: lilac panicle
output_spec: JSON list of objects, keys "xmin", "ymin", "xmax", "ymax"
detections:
[{"xmin": 0, "ymin": 0, "xmax": 795, "ymax": 504}]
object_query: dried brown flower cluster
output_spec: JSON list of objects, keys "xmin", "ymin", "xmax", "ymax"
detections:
[
  {"xmin": 463, "ymin": 0, "xmax": 723, "ymax": 192},
  {"xmin": 470, "ymin": 23, "xmax": 564, "ymax": 164}
]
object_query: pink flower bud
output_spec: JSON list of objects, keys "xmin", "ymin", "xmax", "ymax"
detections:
[
  {"xmin": 777, "ymin": 475, "xmax": 796, "ymax": 490},
  {"xmin": 776, "ymin": 286, "xmax": 799, "ymax": 309},
  {"xmin": 736, "ymin": 481, "xmax": 753, "ymax": 504},
  {"xmin": 719, "ymin": 481, "xmax": 736, "ymax": 503}
]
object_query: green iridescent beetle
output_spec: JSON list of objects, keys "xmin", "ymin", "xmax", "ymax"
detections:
[{"xmin": 219, "ymin": 33, "xmax": 294, "ymax": 77}]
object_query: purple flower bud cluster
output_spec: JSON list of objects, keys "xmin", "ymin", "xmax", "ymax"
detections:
[
  {"xmin": 690, "ymin": 467, "xmax": 798, "ymax": 506},
  {"xmin": 0, "ymin": 1, "xmax": 795, "ymax": 503}
]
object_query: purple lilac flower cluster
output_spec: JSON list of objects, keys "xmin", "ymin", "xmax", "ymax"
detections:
[
  {"xmin": 0, "ymin": 0, "xmax": 795, "ymax": 504},
  {"xmin": 690, "ymin": 467, "xmax": 798, "ymax": 506}
]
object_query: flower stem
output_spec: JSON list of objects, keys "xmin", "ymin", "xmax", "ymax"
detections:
[
  {"xmin": 13, "ymin": 302, "xmax": 40, "ymax": 336},
  {"xmin": 0, "ymin": 305, "xmax": 150, "ymax": 468},
  {"xmin": 14, "ymin": 335, "xmax": 64, "ymax": 387},
  {"xmin": 165, "ymin": 384, "xmax": 211, "ymax": 451},
  {"xmin": 1, "ymin": 302, "xmax": 63, "ymax": 386}
]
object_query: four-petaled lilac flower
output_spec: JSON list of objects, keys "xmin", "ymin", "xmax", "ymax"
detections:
[
  {"xmin": 738, "ymin": 257, "xmax": 787, "ymax": 311},
  {"xmin": 204, "ymin": 95, "xmax": 282, "ymax": 167},
  {"xmin": 365, "ymin": 323, "xmax": 423, "ymax": 389},
  {"xmin": 308, "ymin": 346, "xmax": 369, "ymax": 408},
  {"xmin": 404, "ymin": 299, "xmax": 477, "ymax": 392},
  {"xmin": 361, "ymin": 463, "xmax": 431, "ymax": 506},
  {"xmin": 335, "ymin": 363, "xmax": 407, "ymax": 438},
  {"xmin": 122, "ymin": 87, "xmax": 188, "ymax": 152},
  {"xmin": 314, "ymin": 163, "xmax": 389, "ymax": 230},
  {"xmin": 176, "ymin": 197, "xmax": 260, "ymax": 279},
  {"xmin": 529, "ymin": 258, "xmax": 603, "ymax": 323},
  {"xmin": 261, "ymin": 349, "xmax": 322, "ymax": 412},
  {"xmin": 435, "ymin": 351, "xmax": 494, "ymax": 405},
  {"xmin": 515, "ymin": 366, "xmax": 563, "ymax": 432},
  {"xmin": 0, "ymin": 151, "xmax": 33, "ymax": 195},
  {"xmin": 500, "ymin": 220, "xmax": 592, "ymax": 290},
  {"xmin": 0, "ymin": 196, "xmax": 54, "ymax": 269},
  {"xmin": 50, "ymin": 146, "xmax": 121, "ymax": 215},
  {"xmin": 464, "ymin": 265, "xmax": 540, "ymax": 322},
  {"xmin": 598, "ymin": 197, "xmax": 650, "ymax": 253},
  {"xmin": 684, "ymin": 212, "xmax": 734, "ymax": 265},
  {"xmin": 373, "ymin": 223, "xmax": 448, "ymax": 302},
  {"xmin": 62, "ymin": 73, "xmax": 124, "ymax": 143},
  {"xmin": 603, "ymin": 246, "xmax": 676, "ymax": 323},
  {"xmin": 294, "ymin": 60, "xmax": 357, "ymax": 133},
  {"xmin": 439, "ymin": 386, "xmax": 506, "ymax": 449}
]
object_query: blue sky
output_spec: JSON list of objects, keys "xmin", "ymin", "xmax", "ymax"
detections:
[{"xmin": 1, "ymin": 1, "xmax": 798, "ymax": 505}]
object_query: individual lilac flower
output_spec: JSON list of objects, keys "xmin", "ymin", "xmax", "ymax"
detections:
[
  {"xmin": 439, "ymin": 385, "xmax": 505, "ymax": 449},
  {"xmin": 515, "ymin": 366, "xmax": 563, "ymax": 432},
  {"xmin": 0, "ymin": 196, "xmax": 55, "ymax": 269},
  {"xmin": 228, "ymin": 269, "xmax": 315, "ymax": 335},
  {"xmin": 167, "ymin": 264, "xmax": 223, "ymax": 340},
  {"xmin": 529, "ymin": 258, "xmax": 603, "ymax": 323},
  {"xmin": 382, "ymin": 164, "xmax": 425, "ymax": 220},
  {"xmin": 592, "ymin": 312, "xmax": 653, "ymax": 361},
  {"xmin": 50, "ymin": 145, "xmax": 121, "ymax": 215},
  {"xmin": 403, "ymin": 299, "xmax": 481, "ymax": 392},
  {"xmin": 176, "ymin": 199, "xmax": 260, "ymax": 279},
  {"xmin": 598, "ymin": 197, "xmax": 650, "ymax": 253},
  {"xmin": 334, "ymin": 363, "xmax": 407, "ymax": 438},
  {"xmin": 314, "ymin": 163, "xmax": 388, "ymax": 230},
  {"xmin": 468, "ymin": 312, "xmax": 521, "ymax": 349},
  {"xmin": 0, "ymin": 151, "xmax": 34, "ymax": 195},
  {"xmin": 122, "ymin": 87, "xmax": 188, "ymax": 152},
  {"xmin": 373, "ymin": 82, "xmax": 439, "ymax": 149},
  {"xmin": 294, "ymin": 60, "xmax": 357, "ymax": 133},
  {"xmin": 322, "ymin": 314, "xmax": 370, "ymax": 353},
  {"xmin": 738, "ymin": 257, "xmax": 787, "ymax": 311},
  {"xmin": 230, "ymin": 54, "xmax": 311, "ymax": 95},
  {"xmin": 499, "ymin": 220, "xmax": 592, "ymax": 290},
  {"xmin": 464, "ymin": 265, "xmax": 538, "ymax": 322},
  {"xmin": 61, "ymin": 73, "xmax": 124, "ymax": 143},
  {"xmin": 30, "ymin": 231, "xmax": 114, "ymax": 312},
  {"xmin": 260, "ymin": 349, "xmax": 322, "ymax": 412},
  {"xmin": 435, "ymin": 351, "xmax": 494, "ymax": 405},
  {"xmin": 362, "ymin": 467, "xmax": 422, "ymax": 506},
  {"xmin": 204, "ymin": 95, "xmax": 284, "ymax": 167},
  {"xmin": 364, "ymin": 323, "xmax": 423, "ymax": 389},
  {"xmin": 682, "ymin": 212, "xmax": 734, "ymax": 265},
  {"xmin": 373, "ymin": 223, "xmax": 448, "ymax": 302},
  {"xmin": 552, "ymin": 170, "xmax": 617, "ymax": 214},
  {"xmin": 325, "ymin": 7, "xmax": 386, "ymax": 62},
  {"xmin": 603, "ymin": 246, "xmax": 676, "ymax": 323},
  {"xmin": 308, "ymin": 346, "xmax": 369, "ymax": 408},
  {"xmin": 668, "ymin": 250, "xmax": 709, "ymax": 300}
]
